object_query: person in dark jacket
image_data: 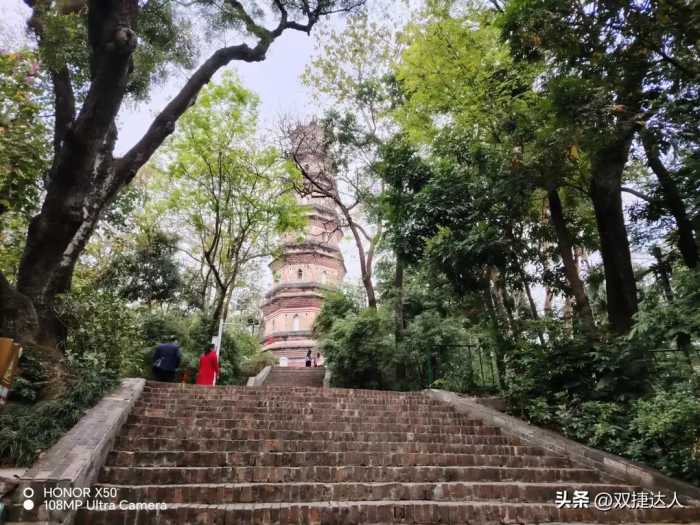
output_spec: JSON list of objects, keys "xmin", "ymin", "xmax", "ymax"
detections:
[{"xmin": 152, "ymin": 337, "xmax": 182, "ymax": 382}]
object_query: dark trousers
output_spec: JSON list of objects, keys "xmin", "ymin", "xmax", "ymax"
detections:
[{"xmin": 153, "ymin": 367, "xmax": 176, "ymax": 382}]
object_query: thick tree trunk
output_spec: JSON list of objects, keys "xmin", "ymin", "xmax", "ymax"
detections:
[
  {"xmin": 642, "ymin": 133, "xmax": 698, "ymax": 269},
  {"xmin": 589, "ymin": 144, "xmax": 638, "ymax": 335},
  {"xmin": 17, "ymin": 1, "xmax": 140, "ymax": 345},
  {"xmin": 547, "ymin": 189, "xmax": 596, "ymax": 335}
]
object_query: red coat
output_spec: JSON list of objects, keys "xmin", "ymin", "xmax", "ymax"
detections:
[{"xmin": 195, "ymin": 351, "xmax": 220, "ymax": 386}]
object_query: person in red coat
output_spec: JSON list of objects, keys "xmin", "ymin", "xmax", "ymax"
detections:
[{"xmin": 195, "ymin": 344, "xmax": 220, "ymax": 386}]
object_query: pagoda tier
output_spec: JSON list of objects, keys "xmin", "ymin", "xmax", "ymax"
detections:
[{"xmin": 261, "ymin": 122, "xmax": 346, "ymax": 367}]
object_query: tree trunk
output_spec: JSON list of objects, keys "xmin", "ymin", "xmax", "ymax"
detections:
[
  {"xmin": 589, "ymin": 146, "xmax": 638, "ymax": 335},
  {"xmin": 394, "ymin": 256, "xmax": 405, "ymax": 344},
  {"xmin": 543, "ymin": 288, "xmax": 554, "ymax": 317},
  {"xmin": 490, "ymin": 269, "xmax": 516, "ymax": 338},
  {"xmin": 651, "ymin": 246, "xmax": 674, "ymax": 302},
  {"xmin": 547, "ymin": 189, "xmax": 596, "ymax": 335},
  {"xmin": 642, "ymin": 133, "xmax": 698, "ymax": 269},
  {"xmin": 482, "ymin": 287, "xmax": 506, "ymax": 386}
]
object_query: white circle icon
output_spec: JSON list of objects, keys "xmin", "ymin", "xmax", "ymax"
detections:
[
  {"xmin": 23, "ymin": 499, "xmax": 35, "ymax": 511},
  {"xmin": 22, "ymin": 487, "xmax": 34, "ymax": 499}
]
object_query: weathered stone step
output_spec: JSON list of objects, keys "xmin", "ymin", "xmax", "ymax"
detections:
[
  {"xmin": 264, "ymin": 368, "xmax": 326, "ymax": 387},
  {"xmin": 100, "ymin": 465, "xmax": 601, "ymax": 485},
  {"xmin": 91, "ymin": 480, "xmax": 635, "ymax": 505},
  {"xmin": 107, "ymin": 450, "xmax": 572, "ymax": 469},
  {"xmin": 141, "ymin": 385, "xmax": 436, "ymax": 401},
  {"xmin": 138, "ymin": 393, "xmax": 442, "ymax": 407},
  {"xmin": 132, "ymin": 400, "xmax": 460, "ymax": 415},
  {"xmin": 130, "ymin": 409, "xmax": 480, "ymax": 426},
  {"xmin": 74, "ymin": 499, "xmax": 700, "ymax": 525},
  {"xmin": 114, "ymin": 436, "xmax": 542, "ymax": 455},
  {"xmin": 120, "ymin": 423, "xmax": 511, "ymax": 443},
  {"xmin": 125, "ymin": 415, "xmax": 496, "ymax": 434}
]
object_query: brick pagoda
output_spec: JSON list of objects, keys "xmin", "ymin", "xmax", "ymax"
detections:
[{"xmin": 261, "ymin": 123, "xmax": 346, "ymax": 367}]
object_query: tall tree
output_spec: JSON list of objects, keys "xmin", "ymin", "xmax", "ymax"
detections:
[
  {"xmin": 162, "ymin": 74, "xmax": 304, "ymax": 336},
  {"xmin": 500, "ymin": 0, "xmax": 699, "ymax": 332},
  {"xmin": 1, "ymin": 0, "xmax": 363, "ymax": 348},
  {"xmin": 301, "ymin": 9, "xmax": 405, "ymax": 308},
  {"xmin": 395, "ymin": 4, "xmax": 598, "ymax": 333}
]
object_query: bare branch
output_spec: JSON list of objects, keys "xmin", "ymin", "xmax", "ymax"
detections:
[{"xmin": 621, "ymin": 186, "xmax": 654, "ymax": 203}]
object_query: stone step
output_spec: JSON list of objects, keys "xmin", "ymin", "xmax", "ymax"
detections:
[
  {"xmin": 120, "ymin": 424, "xmax": 513, "ymax": 444},
  {"xmin": 100, "ymin": 465, "xmax": 602, "ymax": 485},
  {"xmin": 125, "ymin": 415, "xmax": 497, "ymax": 434},
  {"xmin": 129, "ymin": 409, "xmax": 480, "ymax": 426},
  {"xmin": 106, "ymin": 450, "xmax": 573, "ymax": 469},
  {"xmin": 138, "ymin": 393, "xmax": 442, "ymax": 406},
  {"xmin": 132, "ymin": 401, "xmax": 461, "ymax": 416},
  {"xmin": 263, "ymin": 368, "xmax": 326, "ymax": 387},
  {"xmin": 140, "ymin": 384, "xmax": 435, "ymax": 400},
  {"xmin": 114, "ymin": 437, "xmax": 543, "ymax": 455},
  {"xmin": 73, "ymin": 499, "xmax": 700, "ymax": 525},
  {"xmin": 90, "ymin": 481, "xmax": 635, "ymax": 504}
]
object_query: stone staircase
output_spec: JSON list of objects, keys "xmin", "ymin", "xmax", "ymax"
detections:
[
  {"xmin": 73, "ymin": 381, "xmax": 700, "ymax": 524},
  {"xmin": 263, "ymin": 366, "xmax": 326, "ymax": 387}
]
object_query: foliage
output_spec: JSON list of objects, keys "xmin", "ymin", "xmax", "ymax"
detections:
[
  {"xmin": 0, "ymin": 51, "xmax": 49, "ymax": 279},
  {"xmin": 319, "ymin": 306, "xmax": 394, "ymax": 389},
  {"xmin": 626, "ymin": 387, "xmax": 700, "ymax": 483},
  {"xmin": 317, "ymin": 286, "xmax": 482, "ymax": 392},
  {"xmin": 158, "ymin": 72, "xmax": 304, "ymax": 335},
  {"xmin": 313, "ymin": 289, "xmax": 361, "ymax": 338},
  {"xmin": 0, "ymin": 358, "xmax": 118, "ymax": 467},
  {"xmin": 502, "ymin": 279, "xmax": 700, "ymax": 484},
  {"xmin": 0, "ymin": 51, "xmax": 49, "ymax": 216},
  {"xmin": 97, "ymin": 228, "xmax": 182, "ymax": 306},
  {"xmin": 56, "ymin": 288, "xmax": 149, "ymax": 377},
  {"xmin": 37, "ymin": 3, "xmax": 195, "ymax": 100},
  {"xmin": 240, "ymin": 351, "xmax": 279, "ymax": 378}
]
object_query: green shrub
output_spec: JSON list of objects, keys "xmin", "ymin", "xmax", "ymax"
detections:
[
  {"xmin": 559, "ymin": 399, "xmax": 630, "ymax": 454},
  {"xmin": 320, "ymin": 308, "xmax": 394, "ymax": 389},
  {"xmin": 0, "ymin": 358, "xmax": 118, "ymax": 467},
  {"xmin": 626, "ymin": 387, "xmax": 700, "ymax": 483},
  {"xmin": 56, "ymin": 288, "xmax": 148, "ymax": 376},
  {"xmin": 240, "ymin": 352, "xmax": 278, "ymax": 378}
]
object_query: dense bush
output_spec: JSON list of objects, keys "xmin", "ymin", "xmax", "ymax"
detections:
[
  {"xmin": 56, "ymin": 288, "xmax": 149, "ymax": 376},
  {"xmin": 626, "ymin": 387, "xmax": 700, "ymax": 483},
  {"xmin": 0, "ymin": 358, "xmax": 118, "ymax": 467},
  {"xmin": 317, "ymin": 291, "xmax": 477, "ymax": 391},
  {"xmin": 504, "ymin": 332, "xmax": 700, "ymax": 485},
  {"xmin": 320, "ymin": 307, "xmax": 394, "ymax": 389},
  {"xmin": 240, "ymin": 351, "xmax": 279, "ymax": 378}
]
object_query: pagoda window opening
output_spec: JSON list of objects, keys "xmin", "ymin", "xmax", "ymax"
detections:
[
  {"xmin": 292, "ymin": 315, "xmax": 300, "ymax": 331},
  {"xmin": 297, "ymin": 268, "xmax": 303, "ymax": 281}
]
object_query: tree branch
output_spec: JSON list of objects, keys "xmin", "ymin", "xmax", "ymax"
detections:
[{"xmin": 620, "ymin": 186, "xmax": 654, "ymax": 203}]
